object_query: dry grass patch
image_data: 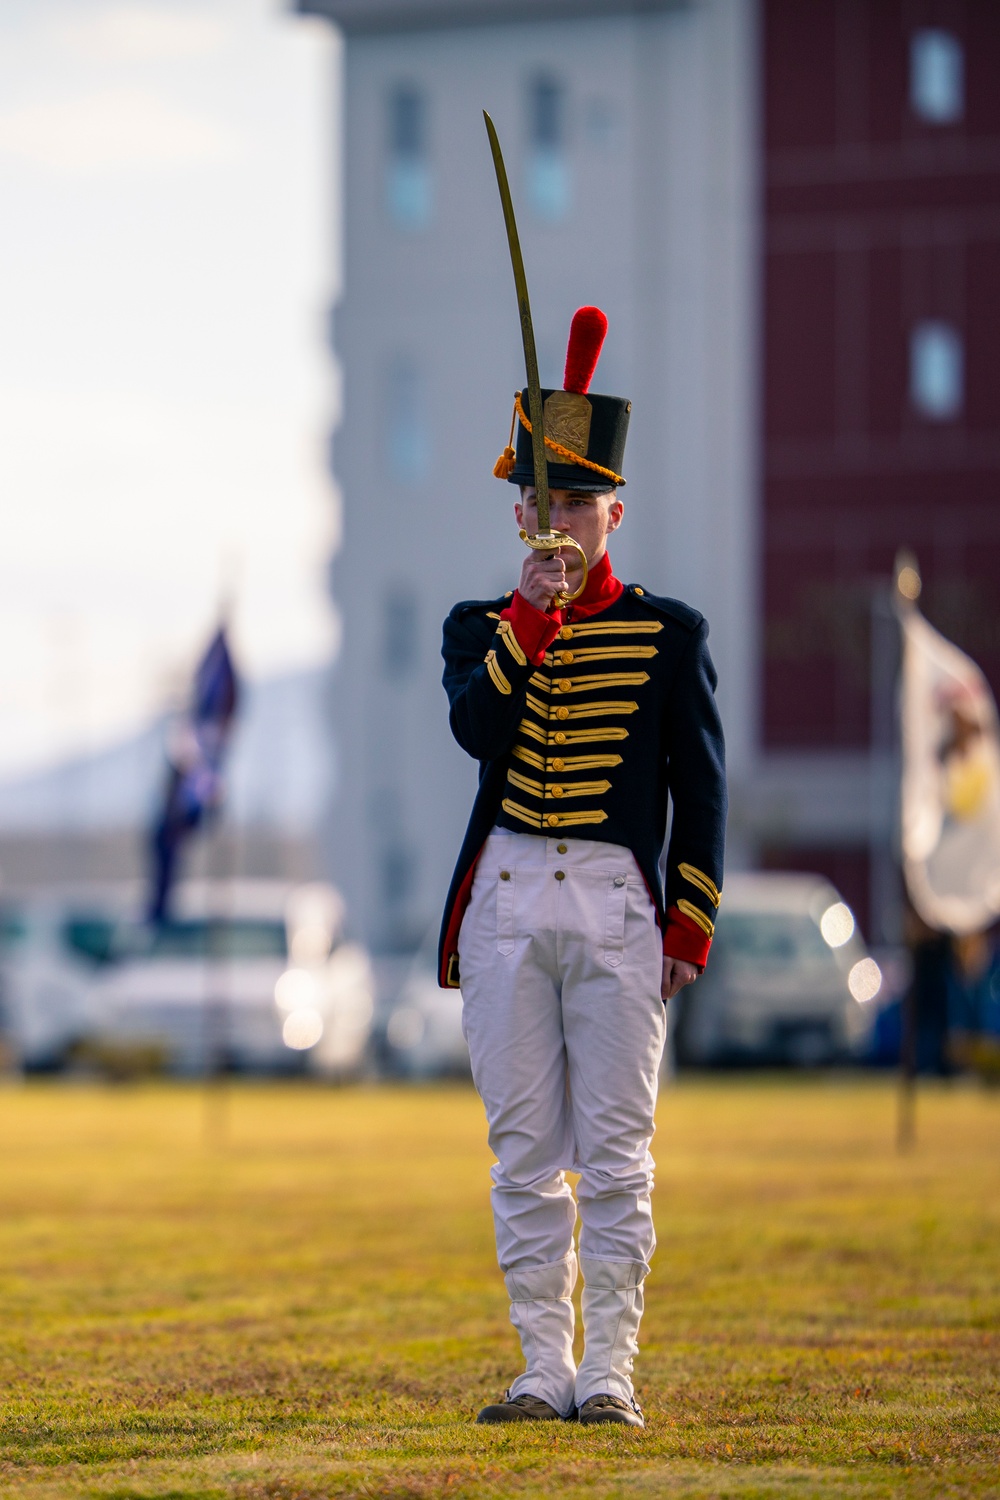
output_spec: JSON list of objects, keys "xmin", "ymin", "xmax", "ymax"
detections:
[{"xmin": 0, "ymin": 1076, "xmax": 996, "ymax": 1497}]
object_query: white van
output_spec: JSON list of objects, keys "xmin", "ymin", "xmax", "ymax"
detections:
[{"xmin": 673, "ymin": 872, "xmax": 882, "ymax": 1067}]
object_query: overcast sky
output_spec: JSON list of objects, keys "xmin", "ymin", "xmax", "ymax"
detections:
[{"xmin": 0, "ymin": 0, "xmax": 341, "ymax": 777}]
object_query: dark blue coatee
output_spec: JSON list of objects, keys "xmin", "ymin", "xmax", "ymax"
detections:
[
  {"xmin": 148, "ymin": 626, "xmax": 239, "ymax": 923},
  {"xmin": 438, "ymin": 557, "xmax": 727, "ymax": 988}
]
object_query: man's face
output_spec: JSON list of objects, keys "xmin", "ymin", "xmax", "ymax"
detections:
[{"xmin": 514, "ymin": 487, "xmax": 623, "ymax": 570}]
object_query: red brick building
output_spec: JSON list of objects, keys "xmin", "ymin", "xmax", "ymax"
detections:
[{"xmin": 760, "ymin": 0, "xmax": 1000, "ymax": 933}]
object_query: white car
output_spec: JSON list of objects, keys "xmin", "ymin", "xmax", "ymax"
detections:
[
  {"xmin": 0, "ymin": 880, "xmax": 375, "ymax": 1078},
  {"xmin": 673, "ymin": 872, "xmax": 882, "ymax": 1067},
  {"xmin": 0, "ymin": 892, "xmax": 115, "ymax": 1070},
  {"xmin": 87, "ymin": 880, "xmax": 375, "ymax": 1078},
  {"xmin": 381, "ymin": 937, "xmax": 470, "ymax": 1079},
  {"xmin": 87, "ymin": 882, "xmax": 291, "ymax": 1075}
]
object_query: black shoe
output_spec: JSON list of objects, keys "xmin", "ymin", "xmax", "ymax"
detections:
[
  {"xmin": 476, "ymin": 1390, "xmax": 565, "ymax": 1424},
  {"xmin": 577, "ymin": 1393, "xmax": 645, "ymax": 1428}
]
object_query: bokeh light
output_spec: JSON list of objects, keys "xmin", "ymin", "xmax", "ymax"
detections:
[
  {"xmin": 274, "ymin": 968, "xmax": 317, "ymax": 1012},
  {"xmin": 282, "ymin": 1007, "xmax": 323, "ymax": 1050},
  {"xmin": 820, "ymin": 902, "xmax": 855, "ymax": 948},
  {"xmin": 897, "ymin": 565, "xmax": 922, "ymax": 601},
  {"xmin": 848, "ymin": 958, "xmax": 883, "ymax": 1003}
]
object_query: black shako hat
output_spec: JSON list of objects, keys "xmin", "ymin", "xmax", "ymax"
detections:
[{"xmin": 494, "ymin": 306, "xmax": 630, "ymax": 493}]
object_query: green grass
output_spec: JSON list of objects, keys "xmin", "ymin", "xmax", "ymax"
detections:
[{"xmin": 0, "ymin": 1076, "xmax": 997, "ymax": 1499}]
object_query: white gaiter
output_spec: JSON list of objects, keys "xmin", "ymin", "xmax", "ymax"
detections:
[
  {"xmin": 504, "ymin": 1253, "xmax": 578, "ymax": 1416},
  {"xmin": 575, "ymin": 1256, "xmax": 648, "ymax": 1407}
]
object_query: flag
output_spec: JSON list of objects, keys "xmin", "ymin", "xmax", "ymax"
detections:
[
  {"xmin": 148, "ymin": 627, "xmax": 239, "ymax": 922},
  {"xmin": 899, "ymin": 597, "xmax": 1000, "ymax": 934}
]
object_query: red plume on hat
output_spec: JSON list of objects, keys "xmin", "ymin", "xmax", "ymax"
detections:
[
  {"xmin": 494, "ymin": 306, "xmax": 610, "ymax": 479},
  {"xmin": 563, "ymin": 306, "xmax": 608, "ymax": 395}
]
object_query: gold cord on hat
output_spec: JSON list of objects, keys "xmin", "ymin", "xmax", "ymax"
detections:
[
  {"xmin": 493, "ymin": 392, "xmax": 625, "ymax": 487},
  {"xmin": 493, "ymin": 400, "xmax": 518, "ymax": 479}
]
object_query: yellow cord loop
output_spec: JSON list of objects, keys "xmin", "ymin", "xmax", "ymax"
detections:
[
  {"xmin": 496, "ymin": 391, "xmax": 625, "ymax": 488},
  {"xmin": 493, "ymin": 400, "xmax": 518, "ymax": 479}
]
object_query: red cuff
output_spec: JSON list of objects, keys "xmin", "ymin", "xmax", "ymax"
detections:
[
  {"xmin": 663, "ymin": 906, "xmax": 711, "ymax": 970},
  {"xmin": 501, "ymin": 592, "xmax": 563, "ymax": 666}
]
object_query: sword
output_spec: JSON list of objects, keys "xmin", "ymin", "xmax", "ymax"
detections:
[{"xmin": 483, "ymin": 111, "xmax": 588, "ymax": 607}]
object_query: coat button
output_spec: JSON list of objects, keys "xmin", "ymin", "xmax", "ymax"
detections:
[
  {"xmin": 556, "ymin": 707, "xmax": 569, "ymax": 720},
  {"xmin": 550, "ymin": 785, "xmax": 564, "ymax": 798},
  {"xmin": 558, "ymin": 679, "xmax": 572, "ymax": 693},
  {"xmin": 634, "ymin": 586, "xmax": 644, "ymax": 595},
  {"xmin": 557, "ymin": 843, "xmax": 568, "ymax": 854},
  {"xmin": 560, "ymin": 650, "xmax": 574, "ymax": 664},
  {"xmin": 546, "ymin": 814, "xmax": 560, "ymax": 827},
  {"xmin": 500, "ymin": 870, "xmax": 511, "ymax": 881},
  {"xmin": 613, "ymin": 875, "xmax": 625, "ymax": 887},
  {"xmin": 554, "ymin": 870, "xmax": 566, "ymax": 881},
  {"xmin": 560, "ymin": 626, "xmax": 573, "ymax": 640},
  {"xmin": 554, "ymin": 731, "xmax": 567, "ymax": 743},
  {"xmin": 551, "ymin": 758, "xmax": 565, "ymax": 771}
]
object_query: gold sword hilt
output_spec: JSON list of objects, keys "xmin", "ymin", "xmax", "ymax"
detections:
[{"xmin": 518, "ymin": 530, "xmax": 589, "ymax": 607}]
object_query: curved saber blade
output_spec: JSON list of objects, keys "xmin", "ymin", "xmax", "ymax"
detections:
[{"xmin": 483, "ymin": 110, "xmax": 550, "ymax": 535}]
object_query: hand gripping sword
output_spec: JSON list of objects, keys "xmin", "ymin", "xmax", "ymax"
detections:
[{"xmin": 483, "ymin": 111, "xmax": 588, "ymax": 607}]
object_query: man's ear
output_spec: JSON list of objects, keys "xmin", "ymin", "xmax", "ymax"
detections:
[{"xmin": 607, "ymin": 496, "xmax": 624, "ymax": 533}]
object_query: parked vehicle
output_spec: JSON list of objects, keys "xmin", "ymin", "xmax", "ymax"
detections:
[
  {"xmin": 380, "ymin": 934, "xmax": 469, "ymax": 1079},
  {"xmin": 673, "ymin": 872, "xmax": 882, "ymax": 1066},
  {"xmin": 0, "ymin": 880, "xmax": 374, "ymax": 1078},
  {"xmin": 0, "ymin": 890, "xmax": 120, "ymax": 1070}
]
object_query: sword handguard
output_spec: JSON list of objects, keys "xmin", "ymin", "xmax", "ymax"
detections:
[{"xmin": 518, "ymin": 529, "xmax": 589, "ymax": 607}]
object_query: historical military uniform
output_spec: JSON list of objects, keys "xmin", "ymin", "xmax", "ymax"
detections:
[{"xmin": 439, "ymin": 309, "xmax": 727, "ymax": 1425}]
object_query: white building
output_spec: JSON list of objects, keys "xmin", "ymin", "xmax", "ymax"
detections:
[{"xmin": 299, "ymin": 0, "xmax": 759, "ymax": 952}]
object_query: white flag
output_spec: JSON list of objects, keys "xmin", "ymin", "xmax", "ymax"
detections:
[{"xmin": 900, "ymin": 603, "xmax": 1000, "ymax": 934}]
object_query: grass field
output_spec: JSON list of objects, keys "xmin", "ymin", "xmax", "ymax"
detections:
[{"xmin": 0, "ymin": 1077, "xmax": 997, "ymax": 1499}]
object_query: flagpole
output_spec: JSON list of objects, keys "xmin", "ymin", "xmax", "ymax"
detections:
[
  {"xmin": 869, "ymin": 579, "xmax": 902, "ymax": 950},
  {"xmin": 892, "ymin": 552, "xmax": 922, "ymax": 1153},
  {"xmin": 203, "ymin": 816, "xmax": 232, "ymax": 1150},
  {"xmin": 897, "ymin": 957, "xmax": 918, "ymax": 1152},
  {"xmin": 203, "ymin": 595, "xmax": 238, "ymax": 1152}
]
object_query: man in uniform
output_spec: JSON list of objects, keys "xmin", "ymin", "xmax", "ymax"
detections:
[{"xmin": 438, "ymin": 308, "xmax": 726, "ymax": 1427}]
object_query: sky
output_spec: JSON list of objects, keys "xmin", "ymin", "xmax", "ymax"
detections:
[{"xmin": 0, "ymin": 0, "xmax": 341, "ymax": 778}]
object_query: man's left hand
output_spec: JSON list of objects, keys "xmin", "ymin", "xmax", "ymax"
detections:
[{"xmin": 661, "ymin": 957, "xmax": 699, "ymax": 1001}]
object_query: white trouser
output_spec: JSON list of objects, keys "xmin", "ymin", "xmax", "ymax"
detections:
[{"xmin": 459, "ymin": 830, "xmax": 665, "ymax": 1409}]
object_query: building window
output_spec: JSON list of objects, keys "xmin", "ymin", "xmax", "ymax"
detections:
[
  {"xmin": 386, "ymin": 83, "xmax": 431, "ymax": 229},
  {"xmin": 910, "ymin": 30, "xmax": 964, "ymax": 125},
  {"xmin": 386, "ymin": 357, "xmax": 429, "ymax": 483},
  {"xmin": 526, "ymin": 73, "xmax": 570, "ymax": 223},
  {"xmin": 910, "ymin": 321, "xmax": 963, "ymax": 421},
  {"xmin": 381, "ymin": 592, "xmax": 417, "ymax": 681}
]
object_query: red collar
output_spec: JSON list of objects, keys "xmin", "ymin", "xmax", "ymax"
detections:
[{"xmin": 562, "ymin": 550, "xmax": 623, "ymax": 621}]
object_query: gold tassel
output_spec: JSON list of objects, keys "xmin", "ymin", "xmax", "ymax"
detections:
[{"xmin": 493, "ymin": 397, "xmax": 518, "ymax": 479}]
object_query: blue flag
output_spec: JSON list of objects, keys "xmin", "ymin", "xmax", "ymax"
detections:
[{"xmin": 148, "ymin": 627, "xmax": 239, "ymax": 922}]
